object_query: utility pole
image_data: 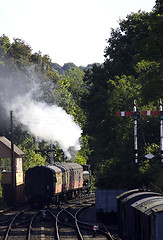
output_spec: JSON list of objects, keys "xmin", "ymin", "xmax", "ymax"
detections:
[
  {"xmin": 160, "ymin": 99, "xmax": 163, "ymax": 162},
  {"xmin": 50, "ymin": 140, "xmax": 54, "ymax": 164},
  {"xmin": 10, "ymin": 111, "xmax": 16, "ymax": 202}
]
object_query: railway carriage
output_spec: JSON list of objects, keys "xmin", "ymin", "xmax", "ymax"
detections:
[
  {"xmin": 150, "ymin": 204, "xmax": 163, "ymax": 240},
  {"xmin": 131, "ymin": 196, "xmax": 163, "ymax": 240},
  {"xmin": 117, "ymin": 189, "xmax": 163, "ymax": 240},
  {"xmin": 54, "ymin": 162, "xmax": 83, "ymax": 198},
  {"xmin": 132, "ymin": 198, "xmax": 163, "ymax": 240},
  {"xmin": 25, "ymin": 165, "xmax": 63, "ymax": 205},
  {"xmin": 25, "ymin": 162, "xmax": 91, "ymax": 205},
  {"xmin": 116, "ymin": 189, "xmax": 140, "ymax": 238}
]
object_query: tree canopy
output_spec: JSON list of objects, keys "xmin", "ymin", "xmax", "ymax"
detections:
[{"xmin": 82, "ymin": 0, "xmax": 163, "ymax": 189}]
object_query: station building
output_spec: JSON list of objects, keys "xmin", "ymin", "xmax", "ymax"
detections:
[{"xmin": 0, "ymin": 136, "xmax": 25, "ymax": 204}]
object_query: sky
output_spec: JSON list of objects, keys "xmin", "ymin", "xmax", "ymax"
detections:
[{"xmin": 0, "ymin": 0, "xmax": 156, "ymax": 67}]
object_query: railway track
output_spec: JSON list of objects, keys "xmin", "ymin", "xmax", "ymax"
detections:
[{"xmin": 0, "ymin": 194, "xmax": 117, "ymax": 239}]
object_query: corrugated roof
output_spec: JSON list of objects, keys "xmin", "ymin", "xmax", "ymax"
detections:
[{"xmin": 0, "ymin": 136, "xmax": 25, "ymax": 157}]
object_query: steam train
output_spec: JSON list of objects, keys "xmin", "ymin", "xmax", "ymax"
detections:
[
  {"xmin": 117, "ymin": 189, "xmax": 163, "ymax": 240},
  {"xmin": 25, "ymin": 162, "xmax": 91, "ymax": 205}
]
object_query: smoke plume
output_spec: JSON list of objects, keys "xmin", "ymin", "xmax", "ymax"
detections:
[{"xmin": 0, "ymin": 63, "xmax": 82, "ymax": 158}]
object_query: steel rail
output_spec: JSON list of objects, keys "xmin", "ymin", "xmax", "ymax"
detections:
[
  {"xmin": 56, "ymin": 207, "xmax": 81, "ymax": 240},
  {"xmin": 63, "ymin": 209, "xmax": 84, "ymax": 240},
  {"xmin": 75, "ymin": 205, "xmax": 115, "ymax": 240},
  {"xmin": 46, "ymin": 209, "xmax": 60, "ymax": 240},
  {"xmin": 4, "ymin": 210, "xmax": 26, "ymax": 240},
  {"xmin": 27, "ymin": 210, "xmax": 40, "ymax": 240}
]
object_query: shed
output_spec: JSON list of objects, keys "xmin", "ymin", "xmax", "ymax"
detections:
[
  {"xmin": 0, "ymin": 136, "xmax": 25, "ymax": 203},
  {"xmin": 95, "ymin": 189, "xmax": 125, "ymax": 224},
  {"xmin": 0, "ymin": 136, "xmax": 24, "ymax": 159}
]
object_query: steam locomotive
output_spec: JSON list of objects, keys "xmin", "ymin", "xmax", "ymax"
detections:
[{"xmin": 25, "ymin": 162, "xmax": 91, "ymax": 205}]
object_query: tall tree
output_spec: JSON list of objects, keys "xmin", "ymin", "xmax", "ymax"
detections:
[{"xmin": 82, "ymin": 2, "xmax": 163, "ymax": 189}]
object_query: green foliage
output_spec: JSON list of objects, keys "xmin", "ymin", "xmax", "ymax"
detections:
[
  {"xmin": 8, "ymin": 38, "xmax": 32, "ymax": 62},
  {"xmin": 18, "ymin": 136, "xmax": 46, "ymax": 173},
  {"xmin": 90, "ymin": 175, "xmax": 96, "ymax": 192},
  {"xmin": 75, "ymin": 134, "xmax": 91, "ymax": 165},
  {"xmin": 23, "ymin": 149, "xmax": 46, "ymax": 173},
  {"xmin": 154, "ymin": 0, "xmax": 163, "ymax": 14},
  {"xmin": 0, "ymin": 35, "xmax": 11, "ymax": 60},
  {"xmin": 62, "ymin": 63, "xmax": 77, "ymax": 72},
  {"xmin": 63, "ymin": 67, "xmax": 85, "ymax": 102},
  {"xmin": 82, "ymin": 3, "xmax": 163, "ymax": 190},
  {"xmin": 75, "ymin": 154, "xmax": 87, "ymax": 165},
  {"xmin": 137, "ymin": 142, "xmax": 163, "ymax": 190},
  {"xmin": 0, "ymin": 34, "xmax": 90, "ymax": 172},
  {"xmin": 51, "ymin": 67, "xmax": 87, "ymax": 128},
  {"xmin": 51, "ymin": 63, "xmax": 64, "ymax": 74},
  {"xmin": 51, "ymin": 62, "xmax": 78, "ymax": 74},
  {"xmin": 136, "ymin": 60, "xmax": 163, "ymax": 103}
]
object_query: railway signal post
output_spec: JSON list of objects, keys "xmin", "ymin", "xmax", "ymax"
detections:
[
  {"xmin": 133, "ymin": 100, "xmax": 139, "ymax": 163},
  {"xmin": 117, "ymin": 99, "xmax": 163, "ymax": 163},
  {"xmin": 116, "ymin": 100, "xmax": 139, "ymax": 163},
  {"xmin": 141, "ymin": 99, "xmax": 163, "ymax": 163},
  {"xmin": 160, "ymin": 100, "xmax": 163, "ymax": 162}
]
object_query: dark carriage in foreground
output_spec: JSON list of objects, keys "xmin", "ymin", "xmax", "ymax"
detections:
[{"xmin": 117, "ymin": 189, "xmax": 163, "ymax": 240}]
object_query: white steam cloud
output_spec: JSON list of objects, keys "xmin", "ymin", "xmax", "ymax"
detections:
[
  {"xmin": 6, "ymin": 93, "xmax": 82, "ymax": 158},
  {"xmin": 0, "ymin": 63, "xmax": 82, "ymax": 158}
]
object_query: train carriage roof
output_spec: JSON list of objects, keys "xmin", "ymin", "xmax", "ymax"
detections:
[
  {"xmin": 53, "ymin": 162, "xmax": 67, "ymax": 172},
  {"xmin": 152, "ymin": 204, "xmax": 163, "ymax": 213},
  {"xmin": 54, "ymin": 162, "xmax": 82, "ymax": 171},
  {"xmin": 45, "ymin": 164, "xmax": 62, "ymax": 173},
  {"xmin": 122, "ymin": 192, "xmax": 161, "ymax": 205},
  {"xmin": 26, "ymin": 165, "xmax": 62, "ymax": 176},
  {"xmin": 131, "ymin": 195, "xmax": 163, "ymax": 215},
  {"xmin": 131, "ymin": 196, "xmax": 163, "ymax": 210},
  {"xmin": 116, "ymin": 189, "xmax": 139, "ymax": 201},
  {"xmin": 145, "ymin": 201, "xmax": 163, "ymax": 216}
]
